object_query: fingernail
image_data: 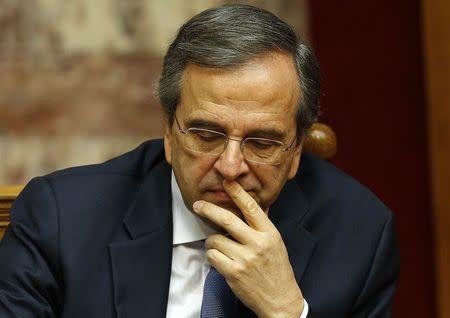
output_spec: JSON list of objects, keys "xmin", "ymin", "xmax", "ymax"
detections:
[{"xmin": 193, "ymin": 201, "xmax": 204, "ymax": 212}]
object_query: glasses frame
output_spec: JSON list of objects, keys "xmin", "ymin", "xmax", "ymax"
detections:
[{"xmin": 174, "ymin": 115, "xmax": 297, "ymax": 165}]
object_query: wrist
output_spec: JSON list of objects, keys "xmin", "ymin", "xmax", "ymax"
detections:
[{"xmin": 260, "ymin": 288, "xmax": 305, "ymax": 318}]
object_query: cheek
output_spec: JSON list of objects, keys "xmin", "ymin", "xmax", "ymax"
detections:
[
  {"xmin": 252, "ymin": 167, "xmax": 278, "ymax": 195},
  {"xmin": 252, "ymin": 164, "xmax": 291, "ymax": 204},
  {"xmin": 255, "ymin": 163, "xmax": 288, "ymax": 186},
  {"xmin": 172, "ymin": 147, "xmax": 215, "ymax": 187}
]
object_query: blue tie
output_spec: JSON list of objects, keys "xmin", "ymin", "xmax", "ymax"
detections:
[{"xmin": 200, "ymin": 266, "xmax": 237, "ymax": 318}]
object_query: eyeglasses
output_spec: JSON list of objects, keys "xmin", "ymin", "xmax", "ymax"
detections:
[{"xmin": 174, "ymin": 115, "xmax": 297, "ymax": 165}]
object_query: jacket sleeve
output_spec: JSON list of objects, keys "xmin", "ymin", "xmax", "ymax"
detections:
[
  {"xmin": 350, "ymin": 213, "xmax": 400, "ymax": 317},
  {"xmin": 0, "ymin": 177, "xmax": 63, "ymax": 317}
]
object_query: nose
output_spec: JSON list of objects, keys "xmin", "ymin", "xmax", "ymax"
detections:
[{"xmin": 213, "ymin": 138, "xmax": 250, "ymax": 180}]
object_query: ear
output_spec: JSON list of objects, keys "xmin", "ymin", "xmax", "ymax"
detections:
[
  {"xmin": 163, "ymin": 118, "xmax": 173, "ymax": 166},
  {"xmin": 287, "ymin": 138, "xmax": 303, "ymax": 180}
]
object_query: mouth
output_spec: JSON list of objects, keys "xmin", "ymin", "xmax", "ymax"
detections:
[
  {"xmin": 205, "ymin": 190, "xmax": 232, "ymax": 201},
  {"xmin": 204, "ymin": 188, "xmax": 256, "ymax": 202},
  {"xmin": 200, "ymin": 188, "xmax": 261, "ymax": 221}
]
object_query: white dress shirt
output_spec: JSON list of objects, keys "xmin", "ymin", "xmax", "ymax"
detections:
[{"xmin": 166, "ymin": 172, "xmax": 308, "ymax": 318}]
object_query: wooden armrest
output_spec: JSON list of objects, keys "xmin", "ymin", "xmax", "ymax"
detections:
[{"xmin": 0, "ymin": 185, "xmax": 24, "ymax": 239}]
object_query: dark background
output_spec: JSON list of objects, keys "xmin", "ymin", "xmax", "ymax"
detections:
[{"xmin": 308, "ymin": 1, "xmax": 435, "ymax": 316}]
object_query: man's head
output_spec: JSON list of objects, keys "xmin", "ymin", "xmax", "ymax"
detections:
[
  {"xmin": 159, "ymin": 4, "xmax": 320, "ymax": 216},
  {"xmin": 159, "ymin": 4, "xmax": 320, "ymax": 139}
]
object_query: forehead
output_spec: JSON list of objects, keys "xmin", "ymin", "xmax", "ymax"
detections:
[{"xmin": 179, "ymin": 52, "xmax": 300, "ymax": 134}]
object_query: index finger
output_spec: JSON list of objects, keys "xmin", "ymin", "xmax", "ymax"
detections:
[{"xmin": 223, "ymin": 179, "xmax": 273, "ymax": 231}]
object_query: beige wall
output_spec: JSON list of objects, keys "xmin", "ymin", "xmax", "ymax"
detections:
[{"xmin": 0, "ymin": 0, "xmax": 309, "ymax": 185}]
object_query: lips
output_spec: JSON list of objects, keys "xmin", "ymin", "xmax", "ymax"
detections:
[
  {"xmin": 205, "ymin": 186, "xmax": 253, "ymax": 193},
  {"xmin": 204, "ymin": 187, "xmax": 255, "ymax": 202},
  {"xmin": 208, "ymin": 190, "xmax": 231, "ymax": 201}
]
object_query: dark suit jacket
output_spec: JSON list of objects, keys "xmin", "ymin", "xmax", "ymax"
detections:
[{"xmin": 0, "ymin": 139, "xmax": 399, "ymax": 318}]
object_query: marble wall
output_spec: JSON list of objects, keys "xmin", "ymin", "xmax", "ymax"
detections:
[{"xmin": 0, "ymin": 0, "xmax": 310, "ymax": 184}]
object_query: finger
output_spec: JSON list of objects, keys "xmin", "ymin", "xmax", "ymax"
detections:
[
  {"xmin": 193, "ymin": 200, "xmax": 254, "ymax": 243},
  {"xmin": 206, "ymin": 234, "xmax": 247, "ymax": 260},
  {"xmin": 223, "ymin": 179, "xmax": 273, "ymax": 231},
  {"xmin": 206, "ymin": 248, "xmax": 234, "ymax": 277}
]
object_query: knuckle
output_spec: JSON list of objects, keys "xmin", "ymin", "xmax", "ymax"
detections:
[
  {"xmin": 254, "ymin": 240, "xmax": 269, "ymax": 255},
  {"xmin": 222, "ymin": 213, "xmax": 234, "ymax": 226},
  {"xmin": 207, "ymin": 233, "xmax": 218, "ymax": 241},
  {"xmin": 231, "ymin": 186, "xmax": 243, "ymax": 200},
  {"xmin": 230, "ymin": 262, "xmax": 246, "ymax": 281},
  {"xmin": 206, "ymin": 248, "xmax": 218, "ymax": 261},
  {"xmin": 245, "ymin": 200, "xmax": 259, "ymax": 214},
  {"xmin": 245, "ymin": 251, "xmax": 258, "ymax": 264},
  {"xmin": 206, "ymin": 234, "xmax": 224, "ymax": 248},
  {"xmin": 205, "ymin": 237, "xmax": 214, "ymax": 248}
]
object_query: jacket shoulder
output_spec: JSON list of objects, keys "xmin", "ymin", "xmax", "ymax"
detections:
[
  {"xmin": 45, "ymin": 139, "xmax": 165, "ymax": 181},
  {"xmin": 297, "ymin": 152, "xmax": 392, "ymax": 225},
  {"xmin": 295, "ymin": 153, "xmax": 399, "ymax": 317},
  {"xmin": 15, "ymin": 139, "xmax": 167, "ymax": 227}
]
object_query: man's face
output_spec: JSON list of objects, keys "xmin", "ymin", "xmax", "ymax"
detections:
[{"xmin": 164, "ymin": 52, "xmax": 302, "ymax": 217}]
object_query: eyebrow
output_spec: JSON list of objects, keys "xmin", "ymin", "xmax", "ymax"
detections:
[
  {"xmin": 247, "ymin": 128, "xmax": 285, "ymax": 140},
  {"xmin": 185, "ymin": 118, "xmax": 225, "ymax": 131},
  {"xmin": 184, "ymin": 118, "xmax": 286, "ymax": 140}
]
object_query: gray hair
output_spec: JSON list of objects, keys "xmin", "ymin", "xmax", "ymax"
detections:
[{"xmin": 158, "ymin": 4, "xmax": 320, "ymax": 137}]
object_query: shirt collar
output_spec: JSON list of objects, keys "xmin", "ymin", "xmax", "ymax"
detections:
[{"xmin": 171, "ymin": 171, "xmax": 219, "ymax": 245}]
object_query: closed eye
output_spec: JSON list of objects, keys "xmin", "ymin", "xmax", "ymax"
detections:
[
  {"xmin": 247, "ymin": 138, "xmax": 279, "ymax": 149},
  {"xmin": 190, "ymin": 129, "xmax": 224, "ymax": 142}
]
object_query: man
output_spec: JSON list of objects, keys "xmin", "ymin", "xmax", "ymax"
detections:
[{"xmin": 0, "ymin": 4, "xmax": 399, "ymax": 318}]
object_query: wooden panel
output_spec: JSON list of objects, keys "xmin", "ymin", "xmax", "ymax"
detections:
[
  {"xmin": 308, "ymin": 1, "xmax": 435, "ymax": 316},
  {"xmin": 0, "ymin": 185, "xmax": 23, "ymax": 239},
  {"xmin": 423, "ymin": 0, "xmax": 450, "ymax": 317}
]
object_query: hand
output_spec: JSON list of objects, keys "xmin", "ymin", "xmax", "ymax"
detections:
[{"xmin": 193, "ymin": 179, "xmax": 304, "ymax": 318}]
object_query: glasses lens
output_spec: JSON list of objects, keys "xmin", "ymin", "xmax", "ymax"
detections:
[
  {"xmin": 180, "ymin": 126, "xmax": 286, "ymax": 165},
  {"xmin": 184, "ymin": 128, "xmax": 226, "ymax": 154},
  {"xmin": 242, "ymin": 138, "xmax": 283, "ymax": 164}
]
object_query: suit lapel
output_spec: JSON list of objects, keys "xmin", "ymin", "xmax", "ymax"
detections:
[
  {"xmin": 110, "ymin": 160, "xmax": 173, "ymax": 318},
  {"xmin": 270, "ymin": 178, "xmax": 318, "ymax": 287}
]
